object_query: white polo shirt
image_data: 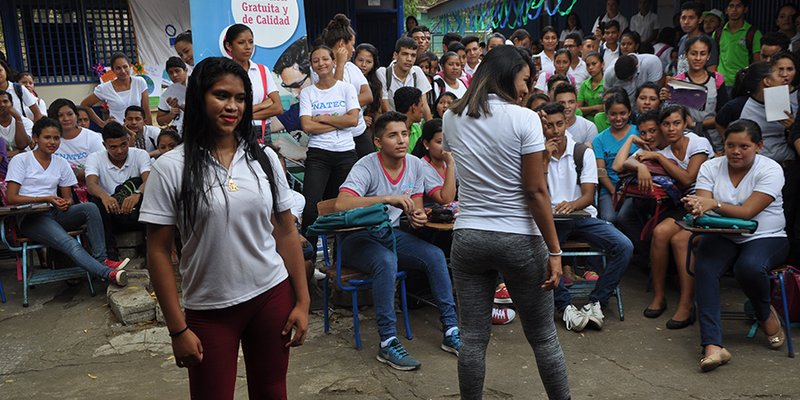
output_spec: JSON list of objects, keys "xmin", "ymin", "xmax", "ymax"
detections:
[
  {"xmin": 376, "ymin": 63, "xmax": 432, "ymax": 111},
  {"xmin": 139, "ymin": 144, "xmax": 294, "ymax": 310},
  {"xmin": 85, "ymin": 147, "xmax": 151, "ymax": 194},
  {"xmin": 567, "ymin": 116, "xmax": 599, "ymax": 145},
  {"xmin": 546, "ymin": 136, "xmax": 598, "ymax": 218},
  {"xmin": 246, "ymin": 61, "xmax": 280, "ymax": 127}
]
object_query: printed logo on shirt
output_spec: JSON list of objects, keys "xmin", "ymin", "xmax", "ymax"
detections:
[
  {"xmin": 312, "ymin": 101, "xmax": 346, "ymax": 110},
  {"xmin": 400, "ymin": 183, "xmax": 417, "ymax": 196},
  {"xmin": 55, "ymin": 151, "xmax": 88, "ymax": 164}
]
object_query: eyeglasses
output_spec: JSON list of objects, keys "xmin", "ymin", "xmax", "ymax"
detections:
[{"xmin": 281, "ymin": 75, "xmax": 308, "ymax": 89}]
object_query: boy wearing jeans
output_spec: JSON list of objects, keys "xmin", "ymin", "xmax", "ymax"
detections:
[
  {"xmin": 540, "ymin": 103, "xmax": 633, "ymax": 332},
  {"xmin": 336, "ymin": 112, "xmax": 459, "ymax": 371}
]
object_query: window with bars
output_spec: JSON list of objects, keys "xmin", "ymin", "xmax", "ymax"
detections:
[{"xmin": 11, "ymin": 0, "xmax": 136, "ymax": 85}]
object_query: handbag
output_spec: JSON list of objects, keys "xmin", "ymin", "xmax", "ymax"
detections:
[
  {"xmin": 771, "ymin": 265, "xmax": 800, "ymax": 323},
  {"xmin": 429, "ymin": 206, "xmax": 454, "ymax": 223},
  {"xmin": 306, "ymin": 203, "xmax": 391, "ymax": 236}
]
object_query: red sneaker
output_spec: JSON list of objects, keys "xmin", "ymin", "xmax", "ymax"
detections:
[
  {"xmin": 104, "ymin": 258, "xmax": 130, "ymax": 270},
  {"xmin": 491, "ymin": 307, "xmax": 516, "ymax": 325},
  {"xmin": 109, "ymin": 270, "xmax": 128, "ymax": 286},
  {"xmin": 494, "ymin": 286, "xmax": 512, "ymax": 305},
  {"xmin": 583, "ymin": 271, "xmax": 600, "ymax": 281}
]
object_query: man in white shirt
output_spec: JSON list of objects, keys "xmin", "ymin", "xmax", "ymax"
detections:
[
  {"xmin": 592, "ymin": 0, "xmax": 629, "ymax": 36},
  {"xmin": 539, "ymin": 102, "xmax": 633, "ymax": 333},
  {"xmin": 604, "ymin": 54, "xmax": 665, "ymax": 100},
  {"xmin": 124, "ymin": 105, "xmax": 161, "ymax": 158},
  {"xmin": 86, "ymin": 121, "xmax": 151, "ymax": 260},
  {"xmin": 0, "ymin": 91, "xmax": 32, "ymax": 156},
  {"xmin": 553, "ymin": 84, "xmax": 598, "ymax": 145},
  {"xmin": 156, "ymin": 57, "xmax": 187, "ymax": 132},
  {"xmin": 376, "ymin": 37, "xmax": 433, "ymax": 121},
  {"xmin": 564, "ymin": 34, "xmax": 590, "ymax": 86},
  {"xmin": 600, "ymin": 20, "xmax": 622, "ymax": 67},
  {"xmin": 461, "ymin": 36, "xmax": 482, "ymax": 77},
  {"xmin": 629, "ymin": 0, "xmax": 659, "ymax": 44}
]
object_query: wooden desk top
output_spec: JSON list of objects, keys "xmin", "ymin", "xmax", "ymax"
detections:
[{"xmin": 0, "ymin": 203, "xmax": 51, "ymax": 217}]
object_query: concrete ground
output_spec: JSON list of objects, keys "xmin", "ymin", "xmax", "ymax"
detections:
[{"xmin": 0, "ymin": 260, "xmax": 798, "ymax": 400}]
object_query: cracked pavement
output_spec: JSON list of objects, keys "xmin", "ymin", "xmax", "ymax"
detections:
[{"xmin": 0, "ymin": 261, "xmax": 798, "ymax": 399}]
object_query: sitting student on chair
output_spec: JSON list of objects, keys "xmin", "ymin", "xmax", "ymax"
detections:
[
  {"xmin": 335, "ymin": 111, "xmax": 459, "ymax": 371},
  {"xmin": 393, "ymin": 87, "xmax": 426, "ymax": 154},
  {"xmin": 539, "ymin": 102, "xmax": 633, "ymax": 332},
  {"xmin": 85, "ymin": 121, "xmax": 151, "ymax": 261},
  {"xmin": 5, "ymin": 118, "xmax": 129, "ymax": 286}
]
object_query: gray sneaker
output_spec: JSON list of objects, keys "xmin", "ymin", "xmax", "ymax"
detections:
[{"xmin": 377, "ymin": 338, "xmax": 421, "ymax": 371}]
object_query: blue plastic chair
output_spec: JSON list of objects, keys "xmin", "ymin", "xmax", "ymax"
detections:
[
  {"xmin": 562, "ymin": 241, "xmax": 624, "ymax": 321},
  {"xmin": 769, "ymin": 267, "xmax": 795, "ymax": 358},
  {"xmin": 0, "ymin": 275, "xmax": 6, "ymax": 303},
  {"xmin": 316, "ymin": 199, "xmax": 412, "ymax": 349}
]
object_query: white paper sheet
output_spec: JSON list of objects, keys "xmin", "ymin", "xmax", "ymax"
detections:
[{"xmin": 764, "ymin": 85, "xmax": 791, "ymax": 122}]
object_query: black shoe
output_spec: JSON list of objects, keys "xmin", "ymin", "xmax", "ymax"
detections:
[
  {"xmin": 666, "ymin": 308, "xmax": 696, "ymax": 329},
  {"xmin": 643, "ymin": 302, "xmax": 667, "ymax": 318}
]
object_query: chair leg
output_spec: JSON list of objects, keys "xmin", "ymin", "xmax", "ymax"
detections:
[
  {"xmin": 0, "ymin": 276, "xmax": 6, "ymax": 303},
  {"xmin": 22, "ymin": 244, "xmax": 29, "ymax": 307},
  {"xmin": 777, "ymin": 273, "xmax": 794, "ymax": 358},
  {"xmin": 616, "ymin": 287, "xmax": 624, "ymax": 321},
  {"xmin": 323, "ymin": 279, "xmax": 330, "ymax": 334},
  {"xmin": 400, "ymin": 278, "xmax": 413, "ymax": 340},
  {"xmin": 86, "ymin": 272, "xmax": 95, "ymax": 297},
  {"xmin": 352, "ymin": 291, "xmax": 362, "ymax": 350}
]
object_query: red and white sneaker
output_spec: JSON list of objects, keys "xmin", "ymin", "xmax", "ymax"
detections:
[
  {"xmin": 104, "ymin": 258, "xmax": 130, "ymax": 270},
  {"xmin": 109, "ymin": 270, "xmax": 128, "ymax": 286},
  {"xmin": 494, "ymin": 286, "xmax": 512, "ymax": 305},
  {"xmin": 491, "ymin": 307, "xmax": 516, "ymax": 325}
]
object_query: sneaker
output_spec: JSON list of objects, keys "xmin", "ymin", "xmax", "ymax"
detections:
[
  {"xmin": 582, "ymin": 301, "xmax": 604, "ymax": 330},
  {"xmin": 563, "ymin": 304, "xmax": 589, "ymax": 332},
  {"xmin": 491, "ymin": 307, "xmax": 516, "ymax": 325},
  {"xmin": 583, "ymin": 271, "xmax": 599, "ymax": 281},
  {"xmin": 109, "ymin": 270, "xmax": 128, "ymax": 286},
  {"xmin": 377, "ymin": 338, "xmax": 421, "ymax": 371},
  {"xmin": 441, "ymin": 328, "xmax": 461, "ymax": 356},
  {"xmin": 104, "ymin": 258, "xmax": 131, "ymax": 270},
  {"xmin": 494, "ymin": 286, "xmax": 512, "ymax": 304},
  {"xmin": 313, "ymin": 269, "xmax": 326, "ymax": 280}
]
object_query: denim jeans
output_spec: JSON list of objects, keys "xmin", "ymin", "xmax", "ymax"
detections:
[
  {"xmin": 18, "ymin": 203, "xmax": 110, "ymax": 278},
  {"xmin": 552, "ymin": 217, "xmax": 634, "ymax": 311},
  {"xmin": 597, "ymin": 190, "xmax": 618, "ymax": 223},
  {"xmin": 694, "ymin": 235, "xmax": 789, "ymax": 347},
  {"xmin": 301, "ymin": 148, "xmax": 357, "ymax": 234},
  {"xmin": 340, "ymin": 227, "xmax": 457, "ymax": 341}
]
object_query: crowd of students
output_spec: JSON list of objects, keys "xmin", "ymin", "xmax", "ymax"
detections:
[{"xmin": 1, "ymin": 0, "xmax": 799, "ymax": 398}]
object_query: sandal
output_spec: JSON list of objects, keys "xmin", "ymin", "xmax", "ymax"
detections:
[{"xmin": 765, "ymin": 306, "xmax": 786, "ymax": 350}]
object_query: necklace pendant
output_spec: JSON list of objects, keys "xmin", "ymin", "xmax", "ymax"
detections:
[{"xmin": 227, "ymin": 177, "xmax": 239, "ymax": 192}]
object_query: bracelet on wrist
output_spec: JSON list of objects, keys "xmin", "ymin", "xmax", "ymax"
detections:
[
  {"xmin": 548, "ymin": 250, "xmax": 563, "ymax": 257},
  {"xmin": 169, "ymin": 326, "xmax": 189, "ymax": 338}
]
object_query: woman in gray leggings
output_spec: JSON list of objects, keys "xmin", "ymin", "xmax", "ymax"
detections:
[{"xmin": 442, "ymin": 45, "xmax": 570, "ymax": 399}]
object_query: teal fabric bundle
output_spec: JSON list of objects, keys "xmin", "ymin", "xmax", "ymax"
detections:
[
  {"xmin": 682, "ymin": 214, "xmax": 758, "ymax": 233},
  {"xmin": 306, "ymin": 203, "xmax": 391, "ymax": 236}
]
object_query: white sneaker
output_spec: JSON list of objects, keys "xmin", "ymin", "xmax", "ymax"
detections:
[
  {"xmin": 582, "ymin": 301, "xmax": 604, "ymax": 330},
  {"xmin": 313, "ymin": 269, "xmax": 326, "ymax": 280},
  {"xmin": 563, "ymin": 304, "xmax": 588, "ymax": 332},
  {"xmin": 491, "ymin": 307, "xmax": 516, "ymax": 325}
]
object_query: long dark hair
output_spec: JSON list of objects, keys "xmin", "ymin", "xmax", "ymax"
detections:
[
  {"xmin": 451, "ymin": 46, "xmax": 534, "ymax": 118},
  {"xmin": 411, "ymin": 118, "xmax": 442, "ymax": 158},
  {"xmin": 355, "ymin": 43, "xmax": 382, "ymax": 116},
  {"xmin": 180, "ymin": 57, "xmax": 278, "ymax": 229}
]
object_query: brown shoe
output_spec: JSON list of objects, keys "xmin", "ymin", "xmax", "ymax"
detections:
[
  {"xmin": 766, "ymin": 306, "xmax": 786, "ymax": 350},
  {"xmin": 699, "ymin": 348, "xmax": 731, "ymax": 372}
]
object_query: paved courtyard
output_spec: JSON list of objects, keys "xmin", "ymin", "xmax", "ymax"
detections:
[{"xmin": 0, "ymin": 259, "xmax": 798, "ymax": 400}]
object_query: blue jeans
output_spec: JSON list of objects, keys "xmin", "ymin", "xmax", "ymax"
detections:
[
  {"xmin": 695, "ymin": 235, "xmax": 789, "ymax": 347},
  {"xmin": 340, "ymin": 227, "xmax": 458, "ymax": 341},
  {"xmin": 552, "ymin": 217, "xmax": 633, "ymax": 311},
  {"xmin": 19, "ymin": 203, "xmax": 110, "ymax": 279}
]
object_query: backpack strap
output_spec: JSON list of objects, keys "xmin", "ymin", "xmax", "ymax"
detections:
[
  {"xmin": 12, "ymin": 83, "xmax": 26, "ymax": 118},
  {"xmin": 385, "ymin": 65, "xmax": 393, "ymax": 92},
  {"xmin": 745, "ymin": 25, "xmax": 757, "ymax": 65},
  {"xmin": 573, "ymin": 142, "xmax": 588, "ymax": 186}
]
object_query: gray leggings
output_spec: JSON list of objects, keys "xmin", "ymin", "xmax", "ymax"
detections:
[{"xmin": 451, "ymin": 229, "xmax": 570, "ymax": 400}]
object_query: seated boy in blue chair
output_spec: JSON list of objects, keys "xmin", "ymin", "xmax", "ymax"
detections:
[
  {"xmin": 335, "ymin": 111, "xmax": 459, "ymax": 371},
  {"xmin": 539, "ymin": 102, "xmax": 633, "ymax": 332}
]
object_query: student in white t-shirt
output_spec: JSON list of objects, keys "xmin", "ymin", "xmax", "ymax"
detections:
[
  {"xmin": 224, "ymin": 24, "xmax": 284, "ymax": 143},
  {"xmin": 539, "ymin": 102, "xmax": 633, "ymax": 333},
  {"xmin": 684, "ymin": 119, "xmax": 789, "ymax": 372},
  {"xmin": 123, "ymin": 106, "xmax": 160, "ymax": 157},
  {"xmin": 81, "ymin": 53, "xmax": 151, "ymax": 127},
  {"xmin": 5, "ymin": 118, "xmax": 128, "ymax": 287},
  {"xmin": 86, "ymin": 122, "xmax": 151, "ymax": 260},
  {"xmin": 320, "ymin": 14, "xmax": 374, "ymax": 158},
  {"xmin": 376, "ymin": 37, "xmax": 433, "ymax": 120},
  {"xmin": 336, "ymin": 111, "xmax": 459, "ymax": 371},
  {"xmin": 298, "ymin": 46, "xmax": 360, "ymax": 234},
  {"xmin": 553, "ymin": 84, "xmax": 598, "ymax": 145},
  {"xmin": 431, "ymin": 52, "xmax": 468, "ymax": 101},
  {"xmin": 0, "ymin": 60, "xmax": 43, "ymax": 122},
  {"xmin": 634, "ymin": 105, "xmax": 712, "ymax": 329},
  {"xmin": 139, "ymin": 57, "xmax": 308, "ymax": 398},
  {"xmin": 442, "ymin": 46, "xmax": 569, "ymax": 399},
  {"xmin": 157, "ymin": 57, "xmax": 188, "ymax": 132},
  {"xmin": 16, "ymin": 72, "xmax": 47, "ymax": 120},
  {"xmin": 47, "ymin": 98, "xmax": 104, "ymax": 184},
  {"xmin": 0, "ymin": 90, "xmax": 32, "ymax": 154}
]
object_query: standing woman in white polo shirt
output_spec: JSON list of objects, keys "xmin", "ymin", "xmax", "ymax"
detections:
[
  {"xmin": 80, "ymin": 53, "xmax": 151, "ymax": 128},
  {"xmin": 224, "ymin": 24, "xmax": 284, "ymax": 143},
  {"xmin": 442, "ymin": 46, "xmax": 569, "ymax": 400},
  {"xmin": 140, "ymin": 57, "xmax": 308, "ymax": 399},
  {"xmin": 298, "ymin": 46, "xmax": 360, "ymax": 234}
]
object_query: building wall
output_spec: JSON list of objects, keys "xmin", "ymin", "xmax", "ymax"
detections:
[{"xmin": 36, "ymin": 83, "xmax": 95, "ymax": 106}]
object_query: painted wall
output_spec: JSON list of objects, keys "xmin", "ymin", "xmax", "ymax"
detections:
[{"xmin": 36, "ymin": 84, "xmax": 96, "ymax": 106}]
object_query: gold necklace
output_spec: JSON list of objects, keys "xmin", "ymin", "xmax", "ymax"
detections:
[{"xmin": 214, "ymin": 150, "xmax": 238, "ymax": 192}]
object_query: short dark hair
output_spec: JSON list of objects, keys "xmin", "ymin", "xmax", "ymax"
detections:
[
  {"xmin": 509, "ymin": 29, "xmax": 531, "ymax": 42},
  {"xmin": 658, "ymin": 104, "xmax": 688, "ymax": 124},
  {"xmin": 761, "ymin": 32, "xmax": 791, "ymax": 52},
  {"xmin": 553, "ymin": 83, "xmax": 578, "ymax": 99},
  {"xmin": 602, "ymin": 20, "xmax": 620, "ymax": 33},
  {"xmin": 724, "ymin": 118, "xmax": 761, "ymax": 142},
  {"xmin": 47, "ymin": 98, "xmax": 78, "ymax": 119},
  {"xmin": 124, "ymin": 105, "xmax": 146, "ymax": 118},
  {"xmin": 547, "ymin": 74, "xmax": 570, "ymax": 91},
  {"xmin": 635, "ymin": 82, "xmax": 661, "ymax": 99},
  {"xmin": 681, "ymin": 1, "xmax": 704, "ymax": 18},
  {"xmin": 448, "ymin": 42, "xmax": 465, "ymax": 53},
  {"xmin": 728, "ymin": 0, "xmax": 749, "ymax": 7},
  {"xmin": 175, "ymin": 30, "xmax": 192, "ymax": 45},
  {"xmin": 109, "ymin": 52, "xmax": 131, "ymax": 66},
  {"xmin": 461, "ymin": 35, "xmax": 480, "ymax": 47},
  {"xmin": 32, "ymin": 117, "xmax": 62, "ymax": 137},
  {"xmin": 158, "ymin": 129, "xmax": 182, "ymax": 145},
  {"xmin": 409, "ymin": 25, "xmax": 430, "ymax": 35},
  {"xmin": 583, "ymin": 34, "xmax": 598, "ymax": 42},
  {"xmin": 0, "ymin": 90, "xmax": 11, "ymax": 104},
  {"xmin": 393, "ymin": 86, "xmax": 422, "ymax": 114},
  {"xmin": 374, "ymin": 111, "xmax": 408, "ymax": 138},
  {"xmin": 442, "ymin": 32, "xmax": 462, "ymax": 49},
  {"xmin": 525, "ymin": 93, "xmax": 550, "ymax": 109},
  {"xmin": 395, "ymin": 36, "xmax": 417, "ymax": 52},
  {"xmin": 541, "ymin": 102, "xmax": 565, "ymax": 116},
  {"xmin": 614, "ymin": 55, "xmax": 638, "ymax": 80},
  {"xmin": 636, "ymin": 109, "xmax": 660, "ymax": 126},
  {"xmin": 101, "ymin": 121, "xmax": 129, "ymax": 141},
  {"xmin": 565, "ymin": 33, "xmax": 582, "ymax": 46},
  {"xmin": 165, "ymin": 56, "xmax": 186, "ymax": 71}
]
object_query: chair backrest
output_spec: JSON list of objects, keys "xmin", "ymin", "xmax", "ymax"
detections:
[{"xmin": 317, "ymin": 198, "xmax": 338, "ymax": 217}]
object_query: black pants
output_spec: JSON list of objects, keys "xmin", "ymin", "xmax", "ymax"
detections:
[
  {"xmin": 300, "ymin": 148, "xmax": 357, "ymax": 234},
  {"xmin": 89, "ymin": 195, "xmax": 144, "ymax": 260},
  {"xmin": 353, "ymin": 131, "xmax": 375, "ymax": 159}
]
